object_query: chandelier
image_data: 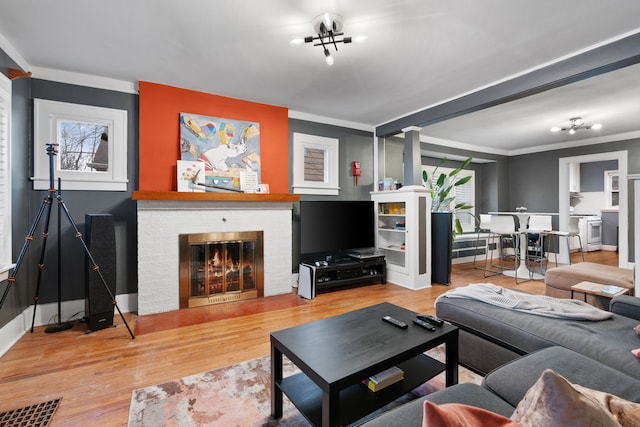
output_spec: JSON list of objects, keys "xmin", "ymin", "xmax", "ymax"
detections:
[
  {"xmin": 302, "ymin": 13, "xmax": 352, "ymax": 66},
  {"xmin": 550, "ymin": 117, "xmax": 602, "ymax": 135}
]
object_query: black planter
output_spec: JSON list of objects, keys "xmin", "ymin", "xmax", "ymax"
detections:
[{"xmin": 431, "ymin": 212, "xmax": 452, "ymax": 284}]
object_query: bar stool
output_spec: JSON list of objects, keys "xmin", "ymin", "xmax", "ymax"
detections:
[
  {"xmin": 473, "ymin": 214, "xmax": 497, "ymax": 272},
  {"xmin": 542, "ymin": 216, "xmax": 585, "ymax": 267},
  {"xmin": 484, "ymin": 215, "xmax": 520, "ymax": 279},
  {"xmin": 526, "ymin": 215, "xmax": 552, "ymax": 277}
]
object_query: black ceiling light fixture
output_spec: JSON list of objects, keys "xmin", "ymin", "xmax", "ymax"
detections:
[
  {"xmin": 550, "ymin": 117, "xmax": 603, "ymax": 135},
  {"xmin": 303, "ymin": 13, "xmax": 352, "ymax": 66}
]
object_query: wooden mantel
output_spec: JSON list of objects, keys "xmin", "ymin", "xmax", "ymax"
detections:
[{"xmin": 132, "ymin": 190, "xmax": 299, "ymax": 202}]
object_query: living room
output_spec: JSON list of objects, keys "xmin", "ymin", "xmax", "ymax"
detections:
[{"xmin": 1, "ymin": 2, "xmax": 640, "ymax": 425}]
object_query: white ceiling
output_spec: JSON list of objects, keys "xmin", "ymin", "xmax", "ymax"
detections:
[{"xmin": 1, "ymin": 0, "xmax": 639, "ymax": 155}]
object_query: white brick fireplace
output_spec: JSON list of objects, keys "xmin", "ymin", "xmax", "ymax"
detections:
[{"xmin": 134, "ymin": 192, "xmax": 297, "ymax": 315}]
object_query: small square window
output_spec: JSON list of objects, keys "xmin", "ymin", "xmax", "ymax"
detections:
[
  {"xmin": 292, "ymin": 133, "xmax": 339, "ymax": 195},
  {"xmin": 33, "ymin": 99, "xmax": 128, "ymax": 191}
]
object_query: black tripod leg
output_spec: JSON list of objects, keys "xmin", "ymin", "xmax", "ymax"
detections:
[
  {"xmin": 56, "ymin": 194, "xmax": 135, "ymax": 340},
  {"xmin": 30, "ymin": 193, "xmax": 55, "ymax": 333},
  {"xmin": 0, "ymin": 194, "xmax": 51, "ymax": 312}
]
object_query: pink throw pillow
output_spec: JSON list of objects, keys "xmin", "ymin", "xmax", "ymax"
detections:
[{"xmin": 422, "ymin": 400, "xmax": 521, "ymax": 427}]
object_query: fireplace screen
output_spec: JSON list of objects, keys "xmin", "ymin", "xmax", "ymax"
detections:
[{"xmin": 179, "ymin": 231, "xmax": 263, "ymax": 308}]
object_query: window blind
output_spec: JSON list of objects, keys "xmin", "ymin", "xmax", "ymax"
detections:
[{"xmin": 0, "ymin": 74, "xmax": 11, "ymax": 274}]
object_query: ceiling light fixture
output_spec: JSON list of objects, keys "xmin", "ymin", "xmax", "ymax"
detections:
[
  {"xmin": 550, "ymin": 117, "xmax": 602, "ymax": 134},
  {"xmin": 304, "ymin": 13, "xmax": 352, "ymax": 65}
]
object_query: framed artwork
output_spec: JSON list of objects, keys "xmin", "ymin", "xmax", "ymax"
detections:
[
  {"xmin": 179, "ymin": 113, "xmax": 260, "ymax": 192},
  {"xmin": 292, "ymin": 132, "xmax": 339, "ymax": 195}
]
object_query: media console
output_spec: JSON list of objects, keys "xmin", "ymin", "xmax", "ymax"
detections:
[{"xmin": 298, "ymin": 256, "xmax": 386, "ymax": 299}]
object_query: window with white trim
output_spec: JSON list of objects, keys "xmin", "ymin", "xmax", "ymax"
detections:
[
  {"xmin": 605, "ymin": 170, "xmax": 619, "ymax": 209},
  {"xmin": 0, "ymin": 74, "xmax": 12, "ymax": 280},
  {"xmin": 421, "ymin": 165, "xmax": 475, "ymax": 232},
  {"xmin": 32, "ymin": 99, "xmax": 128, "ymax": 191},
  {"xmin": 292, "ymin": 133, "xmax": 339, "ymax": 195}
]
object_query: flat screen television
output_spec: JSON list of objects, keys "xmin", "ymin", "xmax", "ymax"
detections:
[{"xmin": 299, "ymin": 200, "xmax": 375, "ymax": 260}]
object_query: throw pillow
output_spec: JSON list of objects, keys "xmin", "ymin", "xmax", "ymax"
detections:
[
  {"xmin": 573, "ymin": 383, "xmax": 640, "ymax": 427},
  {"xmin": 422, "ymin": 401, "xmax": 520, "ymax": 427},
  {"xmin": 510, "ymin": 369, "xmax": 620, "ymax": 427}
]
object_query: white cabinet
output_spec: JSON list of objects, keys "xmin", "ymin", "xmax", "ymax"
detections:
[
  {"xmin": 371, "ymin": 186, "xmax": 431, "ymax": 289},
  {"xmin": 569, "ymin": 163, "xmax": 580, "ymax": 192}
]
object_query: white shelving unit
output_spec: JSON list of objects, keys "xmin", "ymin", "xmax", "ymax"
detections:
[{"xmin": 371, "ymin": 186, "xmax": 431, "ymax": 289}]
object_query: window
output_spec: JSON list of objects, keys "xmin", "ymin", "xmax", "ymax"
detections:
[
  {"xmin": 0, "ymin": 74, "xmax": 12, "ymax": 280},
  {"xmin": 292, "ymin": 133, "xmax": 339, "ymax": 195},
  {"xmin": 422, "ymin": 164, "xmax": 475, "ymax": 233},
  {"xmin": 33, "ymin": 99, "xmax": 128, "ymax": 191},
  {"xmin": 605, "ymin": 170, "xmax": 619, "ymax": 209}
]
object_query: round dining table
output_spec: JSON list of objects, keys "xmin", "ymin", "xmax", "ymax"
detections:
[{"xmin": 488, "ymin": 211, "xmax": 559, "ymax": 280}]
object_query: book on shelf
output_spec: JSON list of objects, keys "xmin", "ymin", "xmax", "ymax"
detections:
[
  {"xmin": 600, "ymin": 285, "xmax": 625, "ymax": 295},
  {"xmin": 367, "ymin": 366, "xmax": 404, "ymax": 392}
]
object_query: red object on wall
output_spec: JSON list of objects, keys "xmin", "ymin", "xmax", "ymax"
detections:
[
  {"xmin": 138, "ymin": 81, "xmax": 289, "ymax": 193},
  {"xmin": 352, "ymin": 161, "xmax": 361, "ymax": 186}
]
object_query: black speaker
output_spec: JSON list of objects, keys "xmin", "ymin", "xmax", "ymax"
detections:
[{"xmin": 85, "ymin": 214, "xmax": 116, "ymax": 332}]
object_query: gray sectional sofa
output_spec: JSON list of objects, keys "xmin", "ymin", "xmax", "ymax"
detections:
[
  {"xmin": 360, "ymin": 287, "xmax": 640, "ymax": 426},
  {"xmin": 362, "ymin": 346, "xmax": 640, "ymax": 426},
  {"xmin": 434, "ymin": 290, "xmax": 640, "ymax": 378}
]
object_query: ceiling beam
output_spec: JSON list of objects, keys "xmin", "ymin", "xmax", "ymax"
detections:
[{"xmin": 376, "ymin": 32, "xmax": 640, "ymax": 138}]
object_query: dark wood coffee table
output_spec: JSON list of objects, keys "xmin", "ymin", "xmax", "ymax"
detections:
[{"xmin": 270, "ymin": 302, "xmax": 459, "ymax": 427}]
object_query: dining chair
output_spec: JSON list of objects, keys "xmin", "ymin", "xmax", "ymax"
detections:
[{"xmin": 484, "ymin": 215, "xmax": 521, "ymax": 280}]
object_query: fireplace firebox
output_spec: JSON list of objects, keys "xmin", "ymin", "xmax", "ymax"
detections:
[{"xmin": 179, "ymin": 231, "xmax": 264, "ymax": 308}]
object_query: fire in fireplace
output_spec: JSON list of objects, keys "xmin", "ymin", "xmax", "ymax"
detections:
[{"xmin": 179, "ymin": 231, "xmax": 264, "ymax": 308}]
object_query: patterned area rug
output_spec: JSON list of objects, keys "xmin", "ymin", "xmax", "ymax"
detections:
[{"xmin": 128, "ymin": 346, "xmax": 482, "ymax": 426}]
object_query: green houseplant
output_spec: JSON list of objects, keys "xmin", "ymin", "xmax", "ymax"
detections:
[
  {"xmin": 422, "ymin": 156, "xmax": 473, "ymax": 284},
  {"xmin": 422, "ymin": 156, "xmax": 474, "ymax": 238}
]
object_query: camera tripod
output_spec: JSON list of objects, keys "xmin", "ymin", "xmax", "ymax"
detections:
[{"xmin": 0, "ymin": 144, "xmax": 135, "ymax": 339}]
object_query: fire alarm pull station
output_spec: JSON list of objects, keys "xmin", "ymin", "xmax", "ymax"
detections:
[{"xmin": 352, "ymin": 161, "xmax": 361, "ymax": 186}]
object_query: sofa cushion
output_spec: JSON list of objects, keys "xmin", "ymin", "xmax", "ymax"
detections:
[
  {"xmin": 360, "ymin": 383, "xmax": 515, "ymax": 427},
  {"xmin": 436, "ymin": 292, "xmax": 640, "ymax": 380},
  {"xmin": 511, "ymin": 369, "xmax": 620, "ymax": 427},
  {"xmin": 482, "ymin": 347, "xmax": 640, "ymax": 408}
]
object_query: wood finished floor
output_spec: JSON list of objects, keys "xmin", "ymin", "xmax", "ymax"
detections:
[{"xmin": 0, "ymin": 251, "xmax": 618, "ymax": 426}]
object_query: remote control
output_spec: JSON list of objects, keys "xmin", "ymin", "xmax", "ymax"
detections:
[
  {"xmin": 412, "ymin": 319, "xmax": 436, "ymax": 331},
  {"xmin": 382, "ymin": 315, "xmax": 408, "ymax": 329},
  {"xmin": 417, "ymin": 314, "xmax": 444, "ymax": 327}
]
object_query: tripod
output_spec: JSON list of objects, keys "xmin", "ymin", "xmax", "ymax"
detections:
[{"xmin": 0, "ymin": 144, "xmax": 135, "ymax": 339}]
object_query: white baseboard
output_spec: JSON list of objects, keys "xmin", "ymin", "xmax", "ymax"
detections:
[{"xmin": 0, "ymin": 293, "xmax": 137, "ymax": 357}]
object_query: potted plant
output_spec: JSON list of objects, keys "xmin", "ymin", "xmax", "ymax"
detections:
[{"xmin": 422, "ymin": 156, "xmax": 474, "ymax": 284}]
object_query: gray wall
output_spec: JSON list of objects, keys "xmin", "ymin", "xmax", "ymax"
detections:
[
  {"xmin": 288, "ymin": 119, "xmax": 375, "ymax": 269},
  {"xmin": 580, "ymin": 160, "xmax": 618, "ymax": 192},
  {"xmin": 1, "ymin": 78, "xmax": 138, "ymax": 328}
]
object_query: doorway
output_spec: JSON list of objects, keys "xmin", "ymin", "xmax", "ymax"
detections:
[{"xmin": 558, "ymin": 150, "xmax": 628, "ymax": 268}]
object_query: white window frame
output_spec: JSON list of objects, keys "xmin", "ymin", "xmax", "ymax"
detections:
[
  {"xmin": 605, "ymin": 169, "xmax": 619, "ymax": 210},
  {"xmin": 32, "ymin": 99, "xmax": 128, "ymax": 191},
  {"xmin": 421, "ymin": 165, "xmax": 476, "ymax": 233},
  {"xmin": 292, "ymin": 132, "xmax": 339, "ymax": 195},
  {"xmin": 0, "ymin": 73, "xmax": 12, "ymax": 281}
]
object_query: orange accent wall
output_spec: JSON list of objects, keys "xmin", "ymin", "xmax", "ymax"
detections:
[{"xmin": 138, "ymin": 81, "xmax": 289, "ymax": 193}]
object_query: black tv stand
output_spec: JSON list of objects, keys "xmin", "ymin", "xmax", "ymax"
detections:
[{"xmin": 298, "ymin": 256, "xmax": 386, "ymax": 299}]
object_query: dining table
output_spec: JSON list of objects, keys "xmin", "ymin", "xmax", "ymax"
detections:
[{"xmin": 488, "ymin": 211, "xmax": 559, "ymax": 280}]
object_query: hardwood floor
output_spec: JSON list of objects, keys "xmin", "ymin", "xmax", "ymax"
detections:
[{"xmin": 0, "ymin": 251, "xmax": 618, "ymax": 426}]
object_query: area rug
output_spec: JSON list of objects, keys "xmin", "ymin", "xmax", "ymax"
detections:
[
  {"xmin": 0, "ymin": 397, "xmax": 62, "ymax": 427},
  {"xmin": 128, "ymin": 346, "xmax": 482, "ymax": 426}
]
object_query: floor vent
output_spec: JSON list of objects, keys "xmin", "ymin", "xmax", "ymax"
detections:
[{"xmin": 0, "ymin": 397, "xmax": 61, "ymax": 427}]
